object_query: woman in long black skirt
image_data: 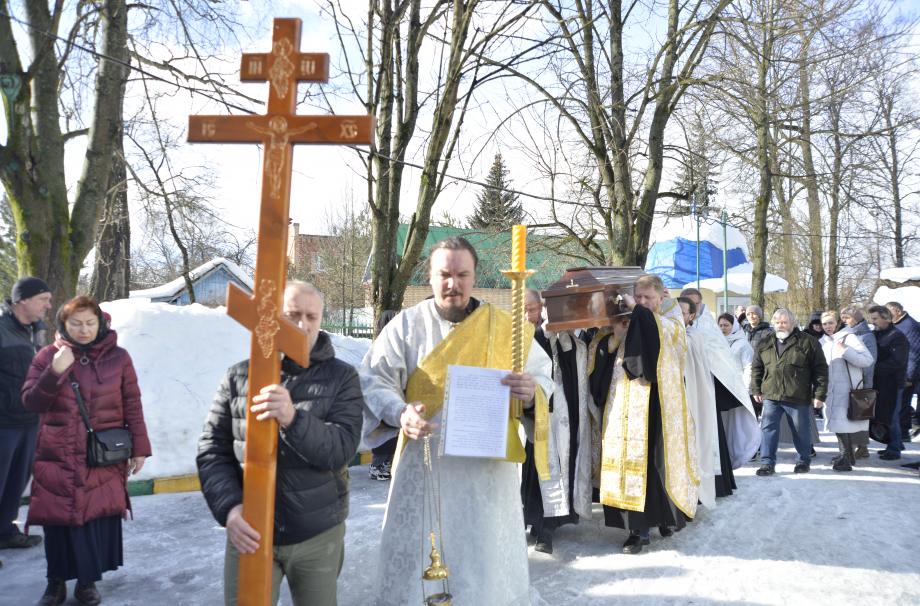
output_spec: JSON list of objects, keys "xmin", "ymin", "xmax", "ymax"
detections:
[{"xmin": 22, "ymin": 296, "xmax": 152, "ymax": 605}]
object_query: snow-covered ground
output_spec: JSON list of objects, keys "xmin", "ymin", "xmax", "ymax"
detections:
[{"xmin": 4, "ymin": 437, "xmax": 919, "ymax": 605}]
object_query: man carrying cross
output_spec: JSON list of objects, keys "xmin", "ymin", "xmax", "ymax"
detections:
[
  {"xmin": 197, "ymin": 281, "xmax": 364, "ymax": 606},
  {"xmin": 187, "ymin": 17, "xmax": 373, "ymax": 605}
]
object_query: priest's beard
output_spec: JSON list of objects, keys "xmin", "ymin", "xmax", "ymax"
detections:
[
  {"xmin": 434, "ymin": 300, "xmax": 469, "ymax": 323},
  {"xmin": 775, "ymin": 330, "xmax": 791, "ymax": 340}
]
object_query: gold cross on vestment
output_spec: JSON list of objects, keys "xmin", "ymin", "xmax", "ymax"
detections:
[{"xmin": 187, "ymin": 18, "xmax": 373, "ymax": 606}]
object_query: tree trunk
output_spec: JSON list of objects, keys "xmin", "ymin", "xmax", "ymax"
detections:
[
  {"xmin": 0, "ymin": 0, "xmax": 129, "ymax": 305},
  {"xmin": 796, "ymin": 20, "xmax": 825, "ymax": 310},
  {"xmin": 826, "ymin": 100, "xmax": 843, "ymax": 310},
  {"xmin": 881, "ymin": 96, "xmax": 904, "ymax": 267},
  {"xmin": 90, "ymin": 133, "xmax": 131, "ymax": 302}
]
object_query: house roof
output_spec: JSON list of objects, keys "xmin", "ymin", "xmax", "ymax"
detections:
[
  {"xmin": 130, "ymin": 257, "xmax": 254, "ymax": 301},
  {"xmin": 395, "ymin": 225, "xmax": 580, "ymax": 289}
]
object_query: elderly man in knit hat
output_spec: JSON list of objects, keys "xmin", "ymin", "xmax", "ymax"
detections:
[{"xmin": 0, "ymin": 277, "xmax": 52, "ymax": 557}]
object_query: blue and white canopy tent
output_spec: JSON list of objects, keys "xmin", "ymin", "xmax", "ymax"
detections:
[
  {"xmin": 645, "ymin": 215, "xmax": 749, "ymax": 288},
  {"xmin": 644, "ymin": 215, "xmax": 787, "ymax": 313}
]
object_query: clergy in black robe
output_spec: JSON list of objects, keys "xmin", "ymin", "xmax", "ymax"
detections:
[{"xmin": 597, "ymin": 277, "xmax": 699, "ymax": 554}]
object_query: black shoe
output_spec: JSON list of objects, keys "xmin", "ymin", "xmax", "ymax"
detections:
[
  {"xmin": 534, "ymin": 528, "xmax": 554, "ymax": 554},
  {"xmin": 794, "ymin": 462, "xmax": 810, "ymax": 473},
  {"xmin": 36, "ymin": 579, "xmax": 66, "ymax": 606},
  {"xmin": 622, "ymin": 532, "xmax": 650, "ymax": 555},
  {"xmin": 756, "ymin": 464, "xmax": 775, "ymax": 476},
  {"xmin": 368, "ymin": 462, "xmax": 391, "ymax": 481},
  {"xmin": 0, "ymin": 530, "xmax": 43, "ymax": 549},
  {"xmin": 658, "ymin": 525, "xmax": 673, "ymax": 538},
  {"xmin": 879, "ymin": 451, "xmax": 901, "ymax": 461},
  {"xmin": 74, "ymin": 583, "xmax": 101, "ymax": 606},
  {"xmin": 832, "ymin": 458, "xmax": 852, "ymax": 472}
]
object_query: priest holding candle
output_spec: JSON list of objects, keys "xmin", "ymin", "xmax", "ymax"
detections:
[{"xmin": 360, "ymin": 232, "xmax": 553, "ymax": 606}]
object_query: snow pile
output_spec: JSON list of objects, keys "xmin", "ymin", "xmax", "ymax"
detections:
[
  {"xmin": 880, "ymin": 266, "xmax": 920, "ymax": 283},
  {"xmin": 101, "ymin": 298, "xmax": 371, "ymax": 481},
  {"xmin": 874, "ymin": 285, "xmax": 920, "ymax": 319},
  {"xmin": 874, "ymin": 266, "xmax": 920, "ymax": 319}
]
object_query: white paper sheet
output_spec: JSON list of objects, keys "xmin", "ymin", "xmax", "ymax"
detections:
[{"xmin": 441, "ymin": 365, "xmax": 510, "ymax": 459}]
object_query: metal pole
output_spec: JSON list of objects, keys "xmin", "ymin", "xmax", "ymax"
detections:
[
  {"xmin": 722, "ymin": 210, "xmax": 729, "ymax": 313},
  {"xmin": 693, "ymin": 200, "xmax": 700, "ymax": 289}
]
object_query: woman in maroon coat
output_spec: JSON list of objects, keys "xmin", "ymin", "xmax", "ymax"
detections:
[{"xmin": 22, "ymin": 296, "xmax": 152, "ymax": 606}]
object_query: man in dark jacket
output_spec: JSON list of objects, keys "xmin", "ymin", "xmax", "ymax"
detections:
[
  {"xmin": 887, "ymin": 302, "xmax": 920, "ymax": 435},
  {"xmin": 751, "ymin": 308, "xmax": 828, "ymax": 476},
  {"xmin": 870, "ymin": 305, "xmax": 909, "ymax": 460},
  {"xmin": 197, "ymin": 281, "xmax": 364, "ymax": 606},
  {"xmin": 744, "ymin": 305, "xmax": 775, "ymax": 352},
  {"xmin": 0, "ymin": 277, "xmax": 52, "ymax": 556}
]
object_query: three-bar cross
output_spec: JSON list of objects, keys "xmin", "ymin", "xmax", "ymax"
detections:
[{"xmin": 188, "ymin": 18, "xmax": 373, "ymax": 605}]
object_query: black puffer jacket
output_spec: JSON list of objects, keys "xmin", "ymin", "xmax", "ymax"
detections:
[
  {"xmin": 745, "ymin": 320, "xmax": 774, "ymax": 353},
  {"xmin": 873, "ymin": 324, "xmax": 908, "ymax": 423},
  {"xmin": 197, "ymin": 331, "xmax": 364, "ymax": 545},
  {"xmin": 0, "ymin": 302, "xmax": 46, "ymax": 427}
]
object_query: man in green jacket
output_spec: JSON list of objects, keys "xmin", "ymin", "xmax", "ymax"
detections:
[{"xmin": 751, "ymin": 308, "xmax": 828, "ymax": 476}]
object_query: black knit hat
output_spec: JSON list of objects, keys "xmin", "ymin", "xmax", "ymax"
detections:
[{"xmin": 11, "ymin": 277, "xmax": 51, "ymax": 303}]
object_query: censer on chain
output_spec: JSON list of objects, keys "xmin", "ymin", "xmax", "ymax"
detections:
[{"xmin": 421, "ymin": 435, "xmax": 452, "ymax": 605}]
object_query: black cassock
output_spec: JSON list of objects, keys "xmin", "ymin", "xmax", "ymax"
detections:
[
  {"xmin": 713, "ymin": 379, "xmax": 739, "ymax": 497},
  {"xmin": 598, "ymin": 305, "xmax": 689, "ymax": 532},
  {"xmin": 520, "ymin": 328, "xmax": 579, "ymax": 533}
]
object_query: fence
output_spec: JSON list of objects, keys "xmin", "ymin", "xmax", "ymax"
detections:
[{"xmin": 322, "ymin": 322, "xmax": 374, "ymax": 339}]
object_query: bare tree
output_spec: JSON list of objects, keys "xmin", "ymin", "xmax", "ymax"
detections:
[{"xmin": 324, "ymin": 0, "xmax": 537, "ymax": 324}]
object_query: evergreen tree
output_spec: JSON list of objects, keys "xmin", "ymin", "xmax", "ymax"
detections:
[{"xmin": 468, "ymin": 154, "xmax": 524, "ymax": 230}]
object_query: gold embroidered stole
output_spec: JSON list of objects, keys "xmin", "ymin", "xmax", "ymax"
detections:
[
  {"xmin": 392, "ymin": 304, "xmax": 550, "ymax": 479},
  {"xmin": 599, "ymin": 311, "xmax": 699, "ymax": 518}
]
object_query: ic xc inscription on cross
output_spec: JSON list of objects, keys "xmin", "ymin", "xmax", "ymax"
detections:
[{"xmin": 188, "ymin": 18, "xmax": 373, "ymax": 606}]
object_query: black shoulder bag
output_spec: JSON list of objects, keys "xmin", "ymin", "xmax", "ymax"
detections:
[{"xmin": 71, "ymin": 381, "xmax": 133, "ymax": 467}]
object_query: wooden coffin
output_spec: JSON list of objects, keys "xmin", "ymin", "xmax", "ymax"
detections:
[{"xmin": 542, "ymin": 266, "xmax": 644, "ymax": 332}]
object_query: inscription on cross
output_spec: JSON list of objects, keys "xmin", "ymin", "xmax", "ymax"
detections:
[{"xmin": 187, "ymin": 17, "xmax": 373, "ymax": 606}]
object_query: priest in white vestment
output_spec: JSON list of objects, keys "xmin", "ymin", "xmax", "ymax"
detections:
[
  {"xmin": 360, "ymin": 237, "xmax": 553, "ymax": 606},
  {"xmin": 680, "ymin": 289, "xmax": 761, "ymax": 469},
  {"xmin": 677, "ymin": 297, "xmax": 719, "ymax": 508}
]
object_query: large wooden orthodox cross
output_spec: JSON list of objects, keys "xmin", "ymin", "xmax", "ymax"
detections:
[{"xmin": 188, "ymin": 18, "xmax": 373, "ymax": 605}]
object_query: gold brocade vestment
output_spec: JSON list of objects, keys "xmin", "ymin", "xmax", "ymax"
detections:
[
  {"xmin": 392, "ymin": 304, "xmax": 550, "ymax": 480},
  {"xmin": 599, "ymin": 304, "xmax": 700, "ymax": 518}
]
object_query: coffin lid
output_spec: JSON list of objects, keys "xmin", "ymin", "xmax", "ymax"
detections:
[{"xmin": 542, "ymin": 266, "xmax": 645, "ymax": 297}]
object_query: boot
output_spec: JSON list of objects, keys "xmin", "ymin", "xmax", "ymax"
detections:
[
  {"xmin": 854, "ymin": 445, "xmax": 869, "ymax": 459},
  {"xmin": 36, "ymin": 579, "xmax": 66, "ymax": 606},
  {"xmin": 622, "ymin": 530, "xmax": 650, "ymax": 554},
  {"xmin": 534, "ymin": 527, "xmax": 554, "ymax": 554},
  {"xmin": 74, "ymin": 583, "xmax": 102, "ymax": 606}
]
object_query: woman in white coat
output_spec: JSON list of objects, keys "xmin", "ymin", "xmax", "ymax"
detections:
[
  {"xmin": 719, "ymin": 313, "xmax": 754, "ymax": 390},
  {"xmin": 819, "ymin": 311, "xmax": 875, "ymax": 471}
]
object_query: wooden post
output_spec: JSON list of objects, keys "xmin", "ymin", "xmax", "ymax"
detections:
[{"xmin": 187, "ymin": 18, "xmax": 373, "ymax": 605}]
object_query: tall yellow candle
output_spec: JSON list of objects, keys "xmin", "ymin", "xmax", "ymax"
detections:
[{"xmin": 511, "ymin": 225, "xmax": 526, "ymax": 271}]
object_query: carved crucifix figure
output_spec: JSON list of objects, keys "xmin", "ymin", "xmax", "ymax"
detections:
[{"xmin": 188, "ymin": 18, "xmax": 373, "ymax": 605}]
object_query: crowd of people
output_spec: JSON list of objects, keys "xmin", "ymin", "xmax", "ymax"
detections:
[{"xmin": 1, "ymin": 243, "xmax": 917, "ymax": 605}]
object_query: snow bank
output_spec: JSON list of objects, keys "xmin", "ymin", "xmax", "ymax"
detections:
[
  {"xmin": 874, "ymin": 285, "xmax": 920, "ymax": 319},
  {"xmin": 880, "ymin": 266, "xmax": 920, "ymax": 283},
  {"xmin": 101, "ymin": 298, "xmax": 371, "ymax": 481}
]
